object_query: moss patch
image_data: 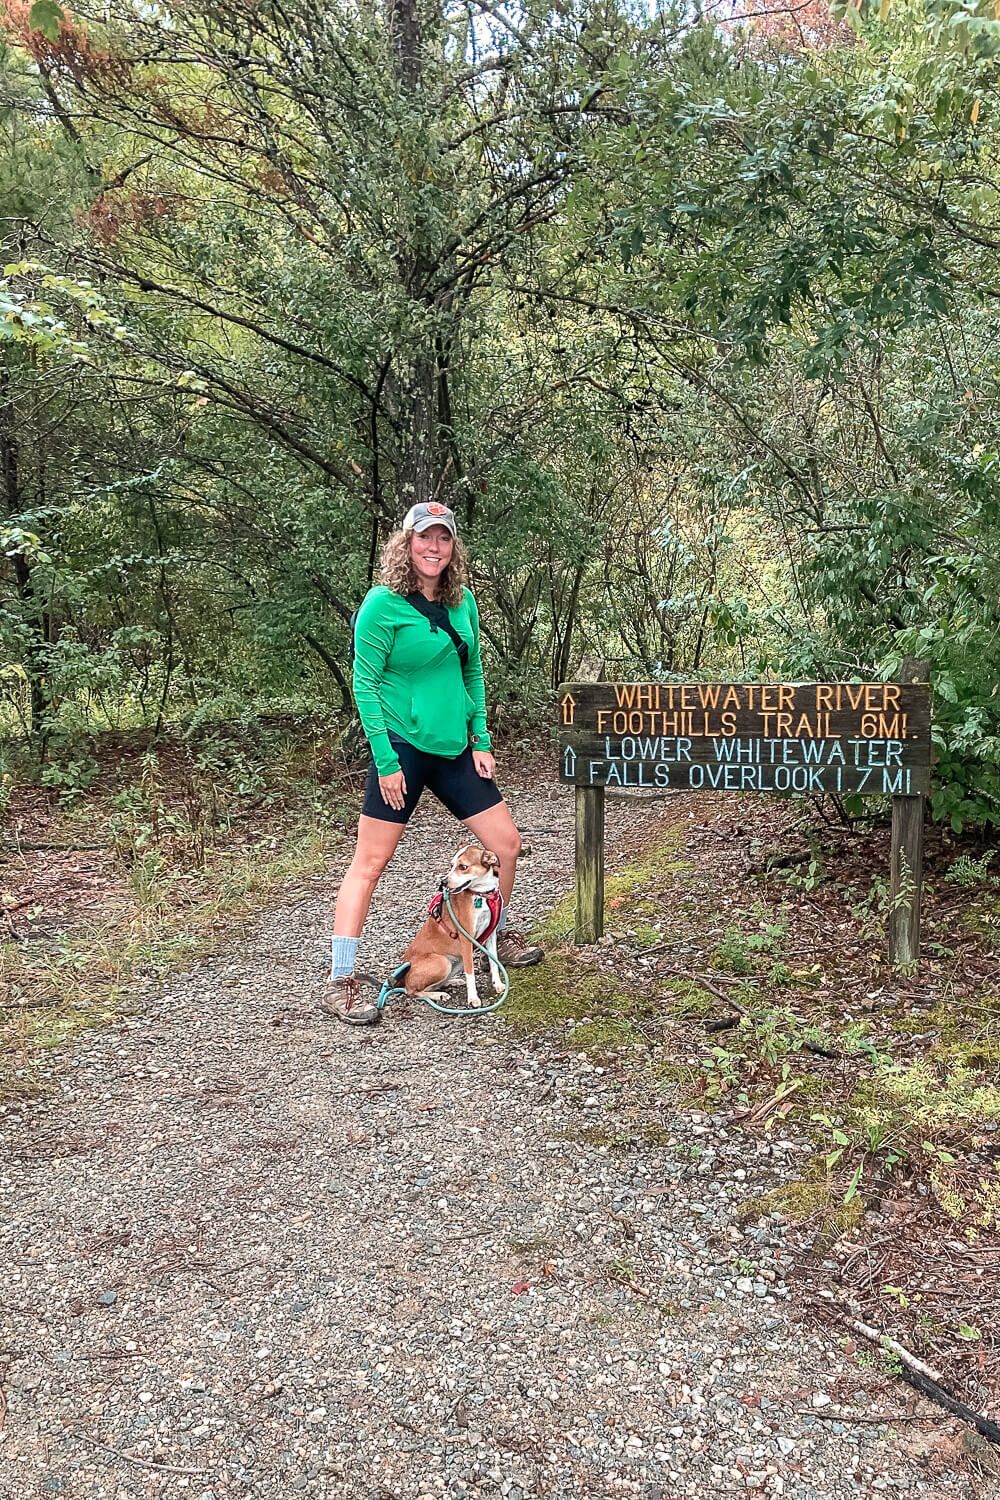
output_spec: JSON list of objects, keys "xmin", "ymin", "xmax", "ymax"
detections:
[
  {"xmin": 905, "ymin": 997, "xmax": 1000, "ymax": 1043},
  {"xmin": 512, "ymin": 820, "xmax": 695, "ymax": 1037},
  {"xmin": 567, "ymin": 1016, "xmax": 647, "ymax": 1054},
  {"xmin": 660, "ymin": 978, "xmax": 718, "ymax": 1018},
  {"xmin": 930, "ymin": 1037, "xmax": 1000, "ymax": 1069},
  {"xmin": 504, "ymin": 953, "xmax": 640, "ymax": 1034},
  {"xmin": 633, "ymin": 925, "xmax": 661, "ymax": 949},
  {"xmin": 738, "ymin": 1180, "xmax": 830, "ymax": 1222},
  {"xmin": 739, "ymin": 1179, "xmax": 864, "ymax": 1236}
]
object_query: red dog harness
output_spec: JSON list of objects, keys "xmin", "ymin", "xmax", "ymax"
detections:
[{"xmin": 428, "ymin": 886, "xmax": 504, "ymax": 942}]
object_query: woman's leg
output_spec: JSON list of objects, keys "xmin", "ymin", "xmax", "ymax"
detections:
[
  {"xmin": 324, "ymin": 814, "xmax": 408, "ymax": 1026},
  {"xmin": 462, "ymin": 801, "xmax": 522, "ymax": 908},
  {"xmin": 333, "ymin": 814, "xmax": 408, "ymax": 937}
]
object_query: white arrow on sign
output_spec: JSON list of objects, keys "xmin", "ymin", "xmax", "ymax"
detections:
[{"xmin": 563, "ymin": 745, "xmax": 576, "ymax": 777}]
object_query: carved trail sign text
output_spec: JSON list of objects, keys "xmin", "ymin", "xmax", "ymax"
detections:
[{"xmin": 558, "ymin": 681, "xmax": 931, "ymax": 798}]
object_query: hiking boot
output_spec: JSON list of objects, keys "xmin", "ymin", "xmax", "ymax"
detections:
[
  {"xmin": 321, "ymin": 974, "xmax": 380, "ymax": 1026},
  {"xmin": 495, "ymin": 928, "xmax": 544, "ymax": 969}
]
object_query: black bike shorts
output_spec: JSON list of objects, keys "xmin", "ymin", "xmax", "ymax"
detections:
[{"xmin": 361, "ymin": 737, "xmax": 504, "ymax": 826}]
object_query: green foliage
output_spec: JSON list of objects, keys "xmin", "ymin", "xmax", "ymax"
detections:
[
  {"xmin": 714, "ymin": 912, "xmax": 787, "ymax": 973},
  {"xmin": 28, "ymin": 1, "xmax": 65, "ymax": 41},
  {"xmin": 1, "ymin": 261, "xmax": 129, "ymax": 358},
  {"xmin": 944, "ymin": 851, "xmax": 998, "ymax": 889},
  {"xmin": 0, "ymin": 0, "xmax": 997, "ymax": 829}
]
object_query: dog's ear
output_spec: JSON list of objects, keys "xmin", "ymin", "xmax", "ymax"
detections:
[{"xmin": 482, "ymin": 849, "xmax": 501, "ymax": 871}]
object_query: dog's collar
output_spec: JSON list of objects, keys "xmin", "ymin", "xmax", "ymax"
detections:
[{"xmin": 427, "ymin": 885, "xmax": 503, "ymax": 942}]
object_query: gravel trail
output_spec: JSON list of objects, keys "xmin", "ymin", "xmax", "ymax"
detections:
[{"xmin": 0, "ymin": 782, "xmax": 980, "ymax": 1499}]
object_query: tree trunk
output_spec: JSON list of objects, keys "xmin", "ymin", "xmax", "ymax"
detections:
[
  {"xmin": 399, "ymin": 354, "xmax": 436, "ymax": 509},
  {"xmin": 0, "ymin": 364, "xmax": 47, "ymax": 740},
  {"xmin": 389, "ymin": 0, "xmax": 444, "ymax": 512}
]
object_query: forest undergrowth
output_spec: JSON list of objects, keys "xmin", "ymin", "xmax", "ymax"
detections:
[{"xmin": 510, "ymin": 793, "xmax": 1000, "ymax": 1418}]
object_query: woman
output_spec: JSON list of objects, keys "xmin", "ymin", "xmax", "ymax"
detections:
[{"xmin": 325, "ymin": 500, "xmax": 543, "ymax": 1025}]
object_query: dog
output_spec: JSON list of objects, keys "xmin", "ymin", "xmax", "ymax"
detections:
[{"xmin": 401, "ymin": 844, "xmax": 504, "ymax": 1008}]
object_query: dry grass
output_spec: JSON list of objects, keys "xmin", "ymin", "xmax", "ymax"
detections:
[{"xmin": 2, "ymin": 822, "xmax": 336, "ymax": 1098}]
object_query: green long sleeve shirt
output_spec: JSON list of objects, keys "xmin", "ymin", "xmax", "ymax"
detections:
[{"xmin": 353, "ymin": 585, "xmax": 493, "ymax": 776}]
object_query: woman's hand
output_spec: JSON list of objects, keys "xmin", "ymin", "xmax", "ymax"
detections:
[
  {"xmin": 378, "ymin": 769, "xmax": 408, "ymax": 810},
  {"xmin": 472, "ymin": 749, "xmax": 495, "ymax": 780}
]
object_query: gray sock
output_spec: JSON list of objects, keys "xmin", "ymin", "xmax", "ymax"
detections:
[{"xmin": 330, "ymin": 935, "xmax": 359, "ymax": 979}]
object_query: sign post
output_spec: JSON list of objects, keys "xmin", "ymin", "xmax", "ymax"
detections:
[
  {"xmin": 557, "ymin": 678, "xmax": 933, "ymax": 963},
  {"xmin": 575, "ymin": 784, "xmax": 604, "ymax": 945},
  {"xmin": 886, "ymin": 659, "xmax": 930, "ymax": 970}
]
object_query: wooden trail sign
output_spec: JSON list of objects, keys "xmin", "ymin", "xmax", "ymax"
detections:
[
  {"xmin": 559, "ymin": 681, "xmax": 930, "ymax": 796},
  {"xmin": 558, "ymin": 670, "xmax": 933, "ymax": 965}
]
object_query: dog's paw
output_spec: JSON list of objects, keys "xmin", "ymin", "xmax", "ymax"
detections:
[{"xmin": 467, "ymin": 995, "xmax": 483, "ymax": 1009}]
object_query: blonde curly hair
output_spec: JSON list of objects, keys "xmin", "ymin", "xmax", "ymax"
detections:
[{"xmin": 379, "ymin": 529, "xmax": 470, "ymax": 608}]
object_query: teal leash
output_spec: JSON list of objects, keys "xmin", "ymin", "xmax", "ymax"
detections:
[{"xmin": 374, "ymin": 889, "xmax": 510, "ymax": 1017}]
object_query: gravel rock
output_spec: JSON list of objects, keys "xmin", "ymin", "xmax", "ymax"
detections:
[{"xmin": 0, "ymin": 783, "xmax": 974, "ymax": 1498}]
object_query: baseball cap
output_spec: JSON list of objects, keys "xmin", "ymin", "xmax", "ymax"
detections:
[{"xmin": 402, "ymin": 501, "xmax": 457, "ymax": 537}]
